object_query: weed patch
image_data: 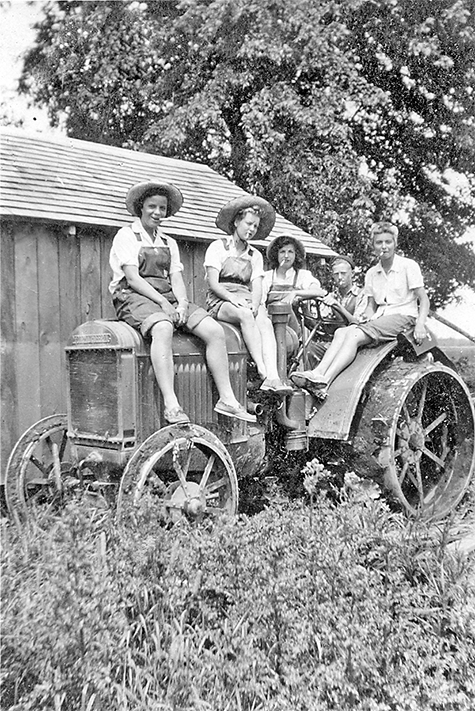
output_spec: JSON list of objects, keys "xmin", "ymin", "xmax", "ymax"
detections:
[{"xmin": 2, "ymin": 495, "xmax": 475, "ymax": 710}]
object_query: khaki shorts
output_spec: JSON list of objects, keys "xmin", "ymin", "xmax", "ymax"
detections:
[
  {"xmin": 206, "ymin": 283, "xmax": 252, "ymax": 319},
  {"xmin": 112, "ymin": 288, "xmax": 208, "ymax": 337},
  {"xmin": 358, "ymin": 313, "xmax": 416, "ymax": 345}
]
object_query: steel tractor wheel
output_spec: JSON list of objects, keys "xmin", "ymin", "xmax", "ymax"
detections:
[
  {"xmin": 4, "ymin": 414, "xmax": 75, "ymax": 521},
  {"xmin": 355, "ymin": 360, "xmax": 475, "ymax": 519},
  {"xmin": 117, "ymin": 424, "xmax": 239, "ymax": 522}
]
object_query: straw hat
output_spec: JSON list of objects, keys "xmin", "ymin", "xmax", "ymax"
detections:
[
  {"xmin": 216, "ymin": 195, "xmax": 276, "ymax": 240},
  {"xmin": 125, "ymin": 181, "xmax": 183, "ymax": 217}
]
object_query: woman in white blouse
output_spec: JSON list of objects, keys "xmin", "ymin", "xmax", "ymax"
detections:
[
  {"xmin": 262, "ymin": 234, "xmax": 327, "ymax": 332},
  {"xmin": 204, "ymin": 195, "xmax": 292, "ymax": 394}
]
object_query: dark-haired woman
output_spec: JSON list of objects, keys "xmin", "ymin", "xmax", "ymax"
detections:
[
  {"xmin": 109, "ymin": 180, "xmax": 255, "ymax": 424},
  {"xmin": 263, "ymin": 234, "xmax": 327, "ymax": 332}
]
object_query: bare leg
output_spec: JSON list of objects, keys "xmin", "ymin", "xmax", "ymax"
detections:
[
  {"xmin": 255, "ymin": 307, "xmax": 280, "ymax": 380},
  {"xmin": 292, "ymin": 325, "xmax": 372, "ymax": 390},
  {"xmin": 192, "ymin": 317, "xmax": 241, "ymax": 406},
  {"xmin": 217, "ymin": 303, "xmax": 267, "ymax": 379},
  {"xmin": 314, "ymin": 326, "xmax": 355, "ymax": 375},
  {"xmin": 149, "ymin": 321, "xmax": 181, "ymax": 411},
  {"xmin": 321, "ymin": 328, "xmax": 372, "ymax": 385}
]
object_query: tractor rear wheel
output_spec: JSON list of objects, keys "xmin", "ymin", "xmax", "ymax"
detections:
[
  {"xmin": 117, "ymin": 424, "xmax": 239, "ymax": 522},
  {"xmin": 353, "ymin": 359, "xmax": 475, "ymax": 519}
]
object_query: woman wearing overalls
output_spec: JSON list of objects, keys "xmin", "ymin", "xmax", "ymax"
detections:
[
  {"xmin": 204, "ymin": 195, "xmax": 292, "ymax": 394},
  {"xmin": 262, "ymin": 235, "xmax": 327, "ymax": 333},
  {"xmin": 109, "ymin": 181, "xmax": 256, "ymax": 425}
]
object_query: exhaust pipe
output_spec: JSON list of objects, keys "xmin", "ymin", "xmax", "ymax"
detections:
[{"xmin": 247, "ymin": 401, "xmax": 264, "ymax": 416}]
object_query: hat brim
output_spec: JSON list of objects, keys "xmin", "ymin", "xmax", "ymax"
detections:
[
  {"xmin": 125, "ymin": 181, "xmax": 183, "ymax": 216},
  {"xmin": 266, "ymin": 234, "xmax": 306, "ymax": 264},
  {"xmin": 216, "ymin": 195, "xmax": 276, "ymax": 240}
]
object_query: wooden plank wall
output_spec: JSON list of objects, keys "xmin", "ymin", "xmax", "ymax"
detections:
[{"xmin": 0, "ymin": 219, "xmax": 210, "ymax": 478}]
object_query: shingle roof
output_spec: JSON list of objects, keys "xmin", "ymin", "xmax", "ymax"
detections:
[{"xmin": 0, "ymin": 127, "xmax": 335, "ymax": 257}]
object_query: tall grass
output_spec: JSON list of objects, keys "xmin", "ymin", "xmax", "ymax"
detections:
[{"xmin": 2, "ymin": 493, "xmax": 475, "ymax": 710}]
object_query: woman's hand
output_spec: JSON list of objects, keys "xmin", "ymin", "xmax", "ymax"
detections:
[
  {"xmin": 175, "ymin": 299, "xmax": 189, "ymax": 326},
  {"xmin": 229, "ymin": 295, "xmax": 251, "ymax": 309},
  {"xmin": 413, "ymin": 322, "xmax": 427, "ymax": 345},
  {"xmin": 160, "ymin": 299, "xmax": 178, "ymax": 321}
]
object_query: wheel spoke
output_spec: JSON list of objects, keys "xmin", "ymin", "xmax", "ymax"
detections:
[
  {"xmin": 398, "ymin": 461, "xmax": 409, "ymax": 485},
  {"xmin": 58, "ymin": 431, "xmax": 69, "ymax": 460},
  {"xmin": 402, "ymin": 404, "xmax": 411, "ymax": 426},
  {"xmin": 199, "ymin": 454, "xmax": 216, "ymax": 490},
  {"xmin": 421, "ymin": 446, "xmax": 445, "ymax": 469},
  {"xmin": 29, "ymin": 454, "xmax": 49, "ymax": 476},
  {"xmin": 205, "ymin": 477, "xmax": 228, "ymax": 494},
  {"xmin": 406, "ymin": 466, "xmax": 419, "ymax": 489},
  {"xmin": 44, "ymin": 435, "xmax": 55, "ymax": 455},
  {"xmin": 414, "ymin": 461, "xmax": 424, "ymax": 502},
  {"xmin": 172, "ymin": 442, "xmax": 191, "ymax": 496},
  {"xmin": 203, "ymin": 505, "xmax": 225, "ymax": 516},
  {"xmin": 440, "ymin": 423, "xmax": 449, "ymax": 461},
  {"xmin": 26, "ymin": 478, "xmax": 50, "ymax": 488},
  {"xmin": 52, "ymin": 443, "xmax": 62, "ymax": 494},
  {"xmin": 424, "ymin": 412, "xmax": 447, "ymax": 436},
  {"xmin": 162, "ymin": 499, "xmax": 186, "ymax": 510},
  {"xmin": 181, "ymin": 447, "xmax": 193, "ymax": 477},
  {"xmin": 417, "ymin": 380, "xmax": 427, "ymax": 421}
]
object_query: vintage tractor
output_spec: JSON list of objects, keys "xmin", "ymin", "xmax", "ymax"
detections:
[{"xmin": 4, "ymin": 301, "xmax": 475, "ymax": 522}]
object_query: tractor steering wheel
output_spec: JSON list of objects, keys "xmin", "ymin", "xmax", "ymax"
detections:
[{"xmin": 294, "ymin": 296, "xmax": 351, "ymax": 340}]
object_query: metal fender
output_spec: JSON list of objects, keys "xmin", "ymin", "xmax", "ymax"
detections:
[{"xmin": 307, "ymin": 341, "xmax": 397, "ymax": 441}]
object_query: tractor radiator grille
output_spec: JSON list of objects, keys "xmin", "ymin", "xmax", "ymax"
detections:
[{"xmin": 68, "ymin": 350, "xmax": 119, "ymax": 438}]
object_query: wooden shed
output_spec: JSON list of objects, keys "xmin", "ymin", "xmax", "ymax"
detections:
[{"xmin": 0, "ymin": 127, "xmax": 335, "ymax": 475}]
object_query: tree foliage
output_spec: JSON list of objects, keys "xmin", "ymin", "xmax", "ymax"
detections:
[{"xmin": 20, "ymin": 0, "xmax": 475, "ymax": 306}]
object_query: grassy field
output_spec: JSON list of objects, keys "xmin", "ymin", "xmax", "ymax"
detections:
[{"xmin": 2, "ymin": 482, "xmax": 475, "ymax": 711}]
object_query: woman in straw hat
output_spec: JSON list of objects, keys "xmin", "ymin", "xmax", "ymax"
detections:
[
  {"xmin": 109, "ymin": 181, "xmax": 256, "ymax": 425},
  {"xmin": 204, "ymin": 195, "xmax": 292, "ymax": 394},
  {"xmin": 263, "ymin": 234, "xmax": 327, "ymax": 332}
]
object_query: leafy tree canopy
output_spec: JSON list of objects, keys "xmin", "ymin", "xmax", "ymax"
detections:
[{"xmin": 20, "ymin": 0, "xmax": 475, "ymax": 306}]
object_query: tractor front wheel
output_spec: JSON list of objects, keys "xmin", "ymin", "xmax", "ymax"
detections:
[
  {"xmin": 117, "ymin": 424, "xmax": 239, "ymax": 522},
  {"xmin": 4, "ymin": 415, "xmax": 74, "ymax": 521}
]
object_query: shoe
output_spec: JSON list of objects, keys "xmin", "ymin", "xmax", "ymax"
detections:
[
  {"xmin": 290, "ymin": 374, "xmax": 328, "ymax": 400},
  {"xmin": 164, "ymin": 407, "xmax": 190, "ymax": 425},
  {"xmin": 290, "ymin": 370, "xmax": 328, "ymax": 388},
  {"xmin": 214, "ymin": 400, "xmax": 257, "ymax": 423},
  {"xmin": 260, "ymin": 378, "xmax": 293, "ymax": 394}
]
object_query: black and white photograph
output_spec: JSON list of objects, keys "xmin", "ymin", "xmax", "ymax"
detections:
[{"xmin": 1, "ymin": 1, "xmax": 475, "ymax": 708}]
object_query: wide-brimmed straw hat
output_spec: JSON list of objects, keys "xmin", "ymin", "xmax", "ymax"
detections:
[
  {"xmin": 216, "ymin": 195, "xmax": 276, "ymax": 240},
  {"xmin": 266, "ymin": 234, "xmax": 306, "ymax": 267},
  {"xmin": 125, "ymin": 181, "xmax": 183, "ymax": 217}
]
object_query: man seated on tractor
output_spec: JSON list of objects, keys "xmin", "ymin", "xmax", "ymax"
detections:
[
  {"xmin": 324, "ymin": 254, "xmax": 367, "ymax": 326},
  {"xmin": 291, "ymin": 222, "xmax": 430, "ymax": 397}
]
